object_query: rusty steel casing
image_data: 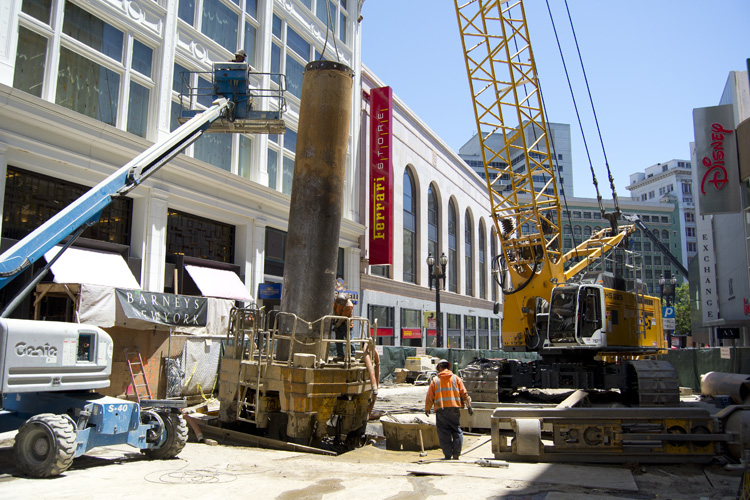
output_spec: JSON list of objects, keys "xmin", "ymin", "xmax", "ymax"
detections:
[{"xmin": 279, "ymin": 61, "xmax": 353, "ymax": 352}]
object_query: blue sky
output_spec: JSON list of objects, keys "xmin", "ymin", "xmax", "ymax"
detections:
[{"xmin": 361, "ymin": 1, "xmax": 750, "ymax": 199}]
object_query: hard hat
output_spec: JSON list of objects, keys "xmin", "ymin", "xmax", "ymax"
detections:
[
  {"xmin": 436, "ymin": 359, "xmax": 450, "ymax": 370},
  {"xmin": 335, "ymin": 292, "xmax": 349, "ymax": 304},
  {"xmin": 235, "ymin": 49, "xmax": 247, "ymax": 58}
]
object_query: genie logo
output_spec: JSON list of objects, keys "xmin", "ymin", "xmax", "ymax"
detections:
[{"xmin": 15, "ymin": 342, "xmax": 58, "ymax": 357}]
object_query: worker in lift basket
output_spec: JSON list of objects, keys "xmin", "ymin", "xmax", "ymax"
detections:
[
  {"xmin": 332, "ymin": 292, "xmax": 354, "ymax": 358},
  {"xmin": 231, "ymin": 49, "xmax": 247, "ymax": 63},
  {"xmin": 424, "ymin": 359, "xmax": 473, "ymax": 460}
]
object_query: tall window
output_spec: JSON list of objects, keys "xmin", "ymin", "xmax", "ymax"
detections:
[
  {"xmin": 479, "ymin": 221, "xmax": 486, "ymax": 299},
  {"xmin": 267, "ymin": 130, "xmax": 297, "ymax": 195},
  {"xmin": 427, "ymin": 184, "xmax": 439, "ymax": 259},
  {"xmin": 448, "ymin": 200, "xmax": 458, "ymax": 293},
  {"xmin": 403, "ymin": 169, "xmax": 416, "ymax": 284},
  {"xmin": 264, "ymin": 227, "xmax": 287, "ymax": 276},
  {"xmin": 178, "ymin": 0, "xmax": 258, "ymax": 63},
  {"xmin": 15, "ymin": 1, "xmax": 156, "ymax": 138},
  {"xmin": 309, "ymin": 0, "xmax": 348, "ymax": 44},
  {"xmin": 270, "ymin": 12, "xmax": 339, "ymax": 101},
  {"xmin": 490, "ymin": 233, "xmax": 498, "ymax": 302},
  {"xmin": 465, "ymin": 212, "xmax": 473, "ymax": 296}
]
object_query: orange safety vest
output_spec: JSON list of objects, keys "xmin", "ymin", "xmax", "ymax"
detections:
[
  {"xmin": 425, "ymin": 371, "xmax": 469, "ymax": 411},
  {"xmin": 334, "ymin": 300, "xmax": 353, "ymax": 317}
]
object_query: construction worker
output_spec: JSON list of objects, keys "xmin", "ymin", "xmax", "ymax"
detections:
[
  {"xmin": 424, "ymin": 359, "xmax": 473, "ymax": 460},
  {"xmin": 332, "ymin": 292, "xmax": 353, "ymax": 358},
  {"xmin": 231, "ymin": 49, "xmax": 247, "ymax": 63}
]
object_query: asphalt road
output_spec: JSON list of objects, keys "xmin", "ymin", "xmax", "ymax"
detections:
[{"xmin": 0, "ymin": 384, "xmax": 743, "ymax": 499}]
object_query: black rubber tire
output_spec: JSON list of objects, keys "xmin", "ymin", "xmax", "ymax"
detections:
[
  {"xmin": 14, "ymin": 413, "xmax": 77, "ymax": 477},
  {"xmin": 142, "ymin": 413, "xmax": 188, "ymax": 460}
]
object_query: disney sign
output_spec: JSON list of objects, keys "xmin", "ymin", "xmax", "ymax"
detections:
[{"xmin": 693, "ymin": 104, "xmax": 739, "ymax": 215}]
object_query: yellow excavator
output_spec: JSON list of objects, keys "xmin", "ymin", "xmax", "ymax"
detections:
[{"xmin": 454, "ymin": 0, "xmax": 676, "ymax": 406}]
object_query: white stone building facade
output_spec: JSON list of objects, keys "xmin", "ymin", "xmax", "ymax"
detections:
[
  {"xmin": 626, "ymin": 159, "xmax": 696, "ymax": 268},
  {"xmin": 0, "ymin": 0, "xmax": 503, "ymax": 349}
]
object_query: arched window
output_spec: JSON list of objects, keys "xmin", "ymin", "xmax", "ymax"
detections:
[
  {"xmin": 661, "ymin": 229, "xmax": 669, "ymax": 240},
  {"xmin": 490, "ymin": 233, "xmax": 498, "ymax": 302},
  {"xmin": 403, "ymin": 169, "xmax": 416, "ymax": 283},
  {"xmin": 428, "ymin": 184, "xmax": 439, "ymax": 259},
  {"xmin": 479, "ymin": 221, "xmax": 486, "ymax": 299},
  {"xmin": 574, "ymin": 225, "xmax": 582, "ymax": 236},
  {"xmin": 465, "ymin": 211, "xmax": 473, "ymax": 296},
  {"xmin": 583, "ymin": 225, "xmax": 592, "ymax": 237},
  {"xmin": 448, "ymin": 200, "xmax": 458, "ymax": 293}
]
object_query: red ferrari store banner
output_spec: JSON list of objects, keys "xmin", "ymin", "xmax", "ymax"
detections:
[
  {"xmin": 369, "ymin": 86, "xmax": 393, "ymax": 265},
  {"xmin": 371, "ymin": 327, "xmax": 393, "ymax": 337},
  {"xmin": 402, "ymin": 328, "xmax": 422, "ymax": 339}
]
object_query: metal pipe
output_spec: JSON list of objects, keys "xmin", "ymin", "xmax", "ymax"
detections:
[
  {"xmin": 278, "ymin": 61, "xmax": 353, "ymax": 360},
  {"xmin": 700, "ymin": 371, "xmax": 750, "ymax": 404}
]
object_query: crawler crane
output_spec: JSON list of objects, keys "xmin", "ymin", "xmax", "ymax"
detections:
[
  {"xmin": 453, "ymin": 0, "xmax": 750, "ymax": 465},
  {"xmin": 454, "ymin": 0, "xmax": 675, "ymax": 407}
]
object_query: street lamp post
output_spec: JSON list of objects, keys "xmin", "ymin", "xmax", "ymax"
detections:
[
  {"xmin": 427, "ymin": 252, "xmax": 448, "ymax": 348},
  {"xmin": 659, "ymin": 274, "xmax": 678, "ymax": 348}
]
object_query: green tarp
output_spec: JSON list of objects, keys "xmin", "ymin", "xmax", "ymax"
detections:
[{"xmin": 658, "ymin": 347, "xmax": 750, "ymax": 390}]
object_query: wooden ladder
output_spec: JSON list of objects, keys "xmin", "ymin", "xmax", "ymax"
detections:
[{"xmin": 126, "ymin": 351, "xmax": 153, "ymax": 403}]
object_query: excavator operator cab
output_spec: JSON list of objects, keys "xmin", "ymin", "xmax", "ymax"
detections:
[
  {"xmin": 548, "ymin": 286, "xmax": 577, "ymax": 343},
  {"xmin": 547, "ymin": 285, "xmax": 606, "ymax": 347}
]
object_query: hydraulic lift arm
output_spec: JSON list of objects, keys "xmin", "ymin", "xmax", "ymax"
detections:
[{"xmin": 0, "ymin": 98, "xmax": 230, "ymax": 291}]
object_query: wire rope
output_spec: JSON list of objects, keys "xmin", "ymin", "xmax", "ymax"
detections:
[
  {"xmin": 543, "ymin": 0, "xmax": 604, "ymax": 220},
  {"xmin": 563, "ymin": 0, "xmax": 621, "ymax": 223}
]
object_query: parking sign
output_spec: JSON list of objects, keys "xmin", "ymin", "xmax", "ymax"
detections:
[{"xmin": 662, "ymin": 306, "xmax": 675, "ymax": 330}]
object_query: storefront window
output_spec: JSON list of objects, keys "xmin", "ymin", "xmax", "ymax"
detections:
[
  {"xmin": 3, "ymin": 166, "xmax": 132, "ymax": 245},
  {"xmin": 368, "ymin": 304, "xmax": 394, "ymax": 346},
  {"xmin": 478, "ymin": 317, "xmax": 489, "ymax": 350},
  {"xmin": 167, "ymin": 209, "xmax": 235, "ymax": 263},
  {"xmin": 400, "ymin": 308, "xmax": 421, "ymax": 347},
  {"xmin": 491, "ymin": 318, "xmax": 501, "ymax": 350},
  {"xmin": 464, "ymin": 315, "xmax": 476, "ymax": 350},
  {"xmin": 447, "ymin": 313, "xmax": 461, "ymax": 348}
]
